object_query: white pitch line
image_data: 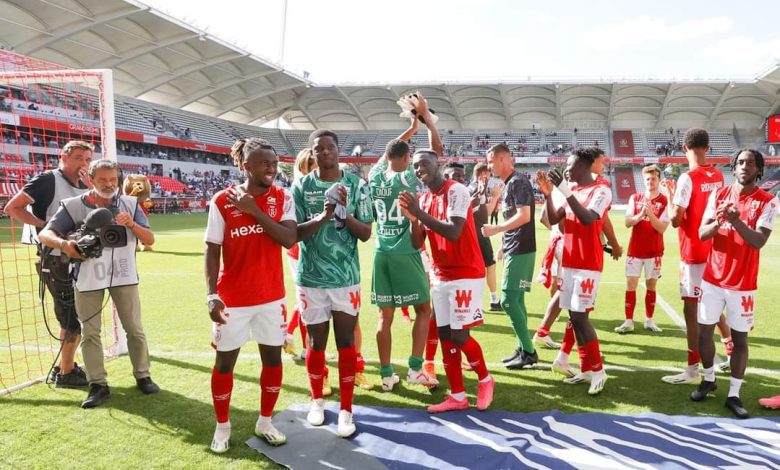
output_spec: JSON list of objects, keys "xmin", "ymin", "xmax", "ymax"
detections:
[
  {"xmin": 650, "ymin": 289, "xmax": 727, "ymax": 366},
  {"xmin": 654, "ymin": 291, "xmax": 687, "ymax": 329}
]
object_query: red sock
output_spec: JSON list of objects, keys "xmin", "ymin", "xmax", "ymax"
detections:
[
  {"xmin": 687, "ymin": 349, "xmax": 700, "ymax": 367},
  {"xmin": 561, "ymin": 321, "xmax": 576, "ymax": 355},
  {"xmin": 461, "ymin": 336, "xmax": 489, "ymax": 380},
  {"xmin": 355, "ymin": 352, "xmax": 366, "ymax": 374},
  {"xmin": 625, "ymin": 291, "xmax": 636, "ymax": 320},
  {"xmin": 425, "ymin": 317, "xmax": 439, "ymax": 361},
  {"xmin": 577, "ymin": 343, "xmax": 589, "ymax": 372},
  {"xmin": 337, "ymin": 346, "xmax": 356, "ymax": 412},
  {"xmin": 645, "ymin": 290, "xmax": 656, "ymax": 319},
  {"xmin": 287, "ymin": 309, "xmax": 300, "ymax": 335},
  {"xmin": 306, "ymin": 348, "xmax": 326, "ymax": 399},
  {"xmin": 211, "ymin": 369, "xmax": 233, "ymax": 424},
  {"xmin": 536, "ymin": 326, "xmax": 550, "ymax": 337},
  {"xmin": 259, "ymin": 364, "xmax": 282, "ymax": 418},
  {"xmin": 584, "ymin": 340, "xmax": 603, "ymax": 372},
  {"xmin": 299, "ymin": 322, "xmax": 308, "ymax": 349},
  {"xmin": 440, "ymin": 340, "xmax": 464, "ymax": 394}
]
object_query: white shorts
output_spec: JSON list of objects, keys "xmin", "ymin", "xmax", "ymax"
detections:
[
  {"xmin": 431, "ymin": 277, "xmax": 485, "ymax": 330},
  {"xmin": 679, "ymin": 262, "xmax": 705, "ymax": 301},
  {"xmin": 212, "ymin": 298, "xmax": 287, "ymax": 351},
  {"xmin": 698, "ymin": 281, "xmax": 755, "ymax": 333},
  {"xmin": 559, "ymin": 267, "xmax": 602, "ymax": 312},
  {"xmin": 626, "ymin": 256, "xmax": 662, "ymax": 280},
  {"xmin": 298, "ymin": 284, "xmax": 361, "ymax": 326}
]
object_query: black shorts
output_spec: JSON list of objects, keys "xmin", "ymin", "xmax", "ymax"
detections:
[
  {"xmin": 476, "ymin": 230, "xmax": 496, "ymax": 267},
  {"xmin": 36, "ymin": 253, "xmax": 81, "ymax": 334}
]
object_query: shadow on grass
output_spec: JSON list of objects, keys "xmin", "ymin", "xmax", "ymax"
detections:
[
  {"xmin": 150, "ymin": 355, "xmax": 313, "ymax": 397},
  {"xmin": 5, "ymin": 386, "xmax": 284, "ymax": 467}
]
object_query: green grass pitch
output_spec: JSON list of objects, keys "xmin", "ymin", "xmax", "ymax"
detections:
[{"xmin": 1, "ymin": 210, "xmax": 779, "ymax": 468}]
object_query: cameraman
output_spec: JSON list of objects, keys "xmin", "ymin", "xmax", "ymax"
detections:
[
  {"xmin": 38, "ymin": 159, "xmax": 159, "ymax": 408},
  {"xmin": 5, "ymin": 140, "xmax": 93, "ymax": 388}
]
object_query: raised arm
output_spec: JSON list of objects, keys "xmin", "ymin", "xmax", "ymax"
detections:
[{"xmin": 415, "ymin": 93, "xmax": 444, "ymax": 156}]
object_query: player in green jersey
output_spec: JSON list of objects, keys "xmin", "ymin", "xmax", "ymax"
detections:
[
  {"xmin": 369, "ymin": 96, "xmax": 443, "ymax": 391},
  {"xmin": 292, "ymin": 129, "xmax": 373, "ymax": 438}
]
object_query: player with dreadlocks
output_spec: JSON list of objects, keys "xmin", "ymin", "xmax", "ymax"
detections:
[
  {"xmin": 691, "ymin": 149, "xmax": 777, "ymax": 419},
  {"xmin": 205, "ymin": 138, "xmax": 296, "ymax": 452}
]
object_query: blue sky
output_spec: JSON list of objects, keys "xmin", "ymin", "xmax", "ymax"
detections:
[{"xmin": 144, "ymin": 0, "xmax": 780, "ymax": 84}]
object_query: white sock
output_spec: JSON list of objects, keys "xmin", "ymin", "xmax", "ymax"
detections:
[
  {"xmin": 479, "ymin": 375, "xmax": 492, "ymax": 384},
  {"xmin": 729, "ymin": 378, "xmax": 743, "ymax": 398},
  {"xmin": 257, "ymin": 416, "xmax": 271, "ymax": 425},
  {"xmin": 687, "ymin": 364, "xmax": 699, "ymax": 375},
  {"xmin": 216, "ymin": 421, "xmax": 231, "ymax": 430},
  {"xmin": 451, "ymin": 392, "xmax": 466, "ymax": 401},
  {"xmin": 703, "ymin": 367, "xmax": 715, "ymax": 382},
  {"xmin": 490, "ymin": 292, "xmax": 499, "ymax": 303},
  {"xmin": 556, "ymin": 352, "xmax": 569, "ymax": 363}
]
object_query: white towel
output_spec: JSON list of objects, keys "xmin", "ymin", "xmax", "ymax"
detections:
[{"xmin": 324, "ymin": 183, "xmax": 347, "ymax": 230}]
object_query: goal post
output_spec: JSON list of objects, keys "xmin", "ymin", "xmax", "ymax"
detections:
[{"xmin": 0, "ymin": 51, "xmax": 126, "ymax": 395}]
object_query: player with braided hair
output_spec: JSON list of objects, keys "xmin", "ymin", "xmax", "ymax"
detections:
[{"xmin": 205, "ymin": 138, "xmax": 296, "ymax": 452}]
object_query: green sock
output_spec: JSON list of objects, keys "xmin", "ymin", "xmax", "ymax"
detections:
[
  {"xmin": 408, "ymin": 355, "xmax": 424, "ymax": 371},
  {"xmin": 501, "ymin": 290, "xmax": 535, "ymax": 354},
  {"xmin": 379, "ymin": 364, "xmax": 394, "ymax": 378}
]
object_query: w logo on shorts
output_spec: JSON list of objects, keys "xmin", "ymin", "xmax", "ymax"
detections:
[
  {"xmin": 455, "ymin": 290, "xmax": 473, "ymax": 308},
  {"xmin": 741, "ymin": 295, "xmax": 754, "ymax": 313},
  {"xmin": 580, "ymin": 278, "xmax": 595, "ymax": 295},
  {"xmin": 350, "ymin": 291, "xmax": 361, "ymax": 310}
]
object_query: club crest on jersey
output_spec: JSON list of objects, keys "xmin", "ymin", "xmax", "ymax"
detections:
[{"xmin": 748, "ymin": 200, "xmax": 760, "ymax": 220}]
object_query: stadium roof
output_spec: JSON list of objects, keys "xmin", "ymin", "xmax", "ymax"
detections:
[{"xmin": 1, "ymin": 0, "xmax": 779, "ymax": 131}]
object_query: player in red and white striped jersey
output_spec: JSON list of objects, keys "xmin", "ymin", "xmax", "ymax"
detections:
[
  {"xmin": 205, "ymin": 138, "xmax": 296, "ymax": 452},
  {"xmin": 660, "ymin": 128, "xmax": 733, "ymax": 385},
  {"xmin": 691, "ymin": 149, "xmax": 778, "ymax": 419},
  {"xmin": 615, "ymin": 164, "xmax": 670, "ymax": 334},
  {"xmin": 537, "ymin": 147, "xmax": 611, "ymax": 396}
]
